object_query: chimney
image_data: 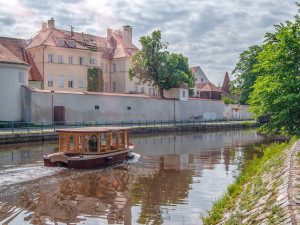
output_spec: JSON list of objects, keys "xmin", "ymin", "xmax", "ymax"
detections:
[
  {"xmin": 42, "ymin": 22, "xmax": 47, "ymax": 31},
  {"xmin": 107, "ymin": 28, "xmax": 113, "ymax": 40},
  {"xmin": 48, "ymin": 18, "xmax": 55, "ymax": 29},
  {"xmin": 122, "ymin": 25, "xmax": 132, "ymax": 48}
]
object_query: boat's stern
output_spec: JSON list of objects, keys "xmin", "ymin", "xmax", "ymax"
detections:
[{"xmin": 43, "ymin": 153, "xmax": 68, "ymax": 167}]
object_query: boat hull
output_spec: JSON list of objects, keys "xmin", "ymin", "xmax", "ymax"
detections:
[{"xmin": 43, "ymin": 149, "xmax": 132, "ymax": 169}]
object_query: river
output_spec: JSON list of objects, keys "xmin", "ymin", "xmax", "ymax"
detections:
[{"xmin": 0, "ymin": 129, "xmax": 267, "ymax": 225}]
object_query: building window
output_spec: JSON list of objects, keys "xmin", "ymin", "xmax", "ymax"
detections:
[
  {"xmin": 48, "ymin": 75, "xmax": 54, "ymax": 87},
  {"xmin": 195, "ymin": 78, "xmax": 197, "ymax": 81},
  {"xmin": 57, "ymin": 40, "xmax": 64, "ymax": 47},
  {"xmin": 68, "ymin": 41, "xmax": 74, "ymax": 48},
  {"xmin": 201, "ymin": 78, "xmax": 203, "ymax": 82},
  {"xmin": 141, "ymin": 86, "xmax": 145, "ymax": 93},
  {"xmin": 58, "ymin": 75, "xmax": 64, "ymax": 87},
  {"xmin": 58, "ymin": 55, "xmax": 63, "ymax": 64},
  {"xmin": 105, "ymin": 64, "xmax": 108, "ymax": 72},
  {"xmin": 79, "ymin": 57, "xmax": 84, "ymax": 65},
  {"xmin": 105, "ymin": 82, "xmax": 109, "ymax": 92},
  {"xmin": 134, "ymin": 82, "xmax": 138, "ymax": 93},
  {"xmin": 68, "ymin": 76, "xmax": 74, "ymax": 88},
  {"xmin": 78, "ymin": 77, "xmax": 84, "ymax": 88},
  {"xmin": 68, "ymin": 56, "xmax": 73, "ymax": 64},
  {"xmin": 90, "ymin": 58, "xmax": 95, "ymax": 64},
  {"xmin": 113, "ymin": 63, "xmax": 116, "ymax": 72},
  {"xmin": 19, "ymin": 72, "xmax": 25, "ymax": 83},
  {"xmin": 112, "ymin": 82, "xmax": 116, "ymax": 93},
  {"xmin": 48, "ymin": 54, "xmax": 53, "ymax": 63},
  {"xmin": 149, "ymin": 88, "xmax": 152, "ymax": 95},
  {"xmin": 182, "ymin": 90, "xmax": 186, "ymax": 97}
]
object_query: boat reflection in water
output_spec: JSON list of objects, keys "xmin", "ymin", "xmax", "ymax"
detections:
[{"xmin": 0, "ymin": 130, "xmax": 267, "ymax": 224}]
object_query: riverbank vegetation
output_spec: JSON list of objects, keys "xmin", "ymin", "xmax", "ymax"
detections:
[{"xmin": 201, "ymin": 136, "xmax": 299, "ymax": 224}]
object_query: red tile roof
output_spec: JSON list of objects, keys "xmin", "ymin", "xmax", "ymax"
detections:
[
  {"xmin": 0, "ymin": 37, "xmax": 42, "ymax": 81},
  {"xmin": 195, "ymin": 82, "xmax": 223, "ymax": 92},
  {"xmin": 0, "ymin": 43, "xmax": 29, "ymax": 65},
  {"xmin": 189, "ymin": 66, "xmax": 199, "ymax": 74},
  {"xmin": 27, "ymin": 26, "xmax": 139, "ymax": 60}
]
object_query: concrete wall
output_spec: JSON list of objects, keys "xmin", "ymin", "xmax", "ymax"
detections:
[
  {"xmin": 0, "ymin": 63, "xmax": 30, "ymax": 121},
  {"xmin": 224, "ymin": 104, "xmax": 253, "ymax": 120},
  {"xmin": 22, "ymin": 87, "xmax": 230, "ymax": 122}
]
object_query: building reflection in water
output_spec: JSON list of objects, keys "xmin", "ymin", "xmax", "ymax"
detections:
[{"xmin": 0, "ymin": 130, "xmax": 266, "ymax": 224}]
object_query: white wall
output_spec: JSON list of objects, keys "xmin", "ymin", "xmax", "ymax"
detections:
[
  {"xmin": 22, "ymin": 87, "xmax": 228, "ymax": 122},
  {"xmin": 0, "ymin": 63, "xmax": 30, "ymax": 121},
  {"xmin": 164, "ymin": 88, "xmax": 188, "ymax": 101},
  {"xmin": 224, "ymin": 104, "xmax": 253, "ymax": 120}
]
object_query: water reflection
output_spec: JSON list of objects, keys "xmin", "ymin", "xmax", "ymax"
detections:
[{"xmin": 0, "ymin": 130, "xmax": 267, "ymax": 224}]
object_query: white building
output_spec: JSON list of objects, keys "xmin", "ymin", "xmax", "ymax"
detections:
[{"xmin": 0, "ymin": 43, "xmax": 30, "ymax": 121}]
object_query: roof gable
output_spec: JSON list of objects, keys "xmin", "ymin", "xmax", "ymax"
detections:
[{"xmin": 0, "ymin": 43, "xmax": 28, "ymax": 65}]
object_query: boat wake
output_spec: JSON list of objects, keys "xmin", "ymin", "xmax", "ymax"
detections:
[
  {"xmin": 127, "ymin": 152, "xmax": 141, "ymax": 164},
  {"xmin": 0, "ymin": 162, "xmax": 64, "ymax": 190}
]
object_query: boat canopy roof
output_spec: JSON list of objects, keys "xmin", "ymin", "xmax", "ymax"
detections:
[{"xmin": 56, "ymin": 127, "xmax": 131, "ymax": 133}]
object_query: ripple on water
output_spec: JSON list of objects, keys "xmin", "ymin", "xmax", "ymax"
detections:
[{"xmin": 0, "ymin": 163, "xmax": 65, "ymax": 189}]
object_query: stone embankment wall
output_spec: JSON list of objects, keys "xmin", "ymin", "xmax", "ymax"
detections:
[
  {"xmin": 0, "ymin": 123, "xmax": 258, "ymax": 144},
  {"xmin": 218, "ymin": 140, "xmax": 300, "ymax": 224},
  {"xmin": 21, "ymin": 86, "xmax": 252, "ymax": 122}
]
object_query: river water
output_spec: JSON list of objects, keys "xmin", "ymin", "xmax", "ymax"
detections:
[{"xmin": 0, "ymin": 129, "xmax": 267, "ymax": 225}]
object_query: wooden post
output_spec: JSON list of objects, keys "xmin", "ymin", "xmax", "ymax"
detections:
[
  {"xmin": 66, "ymin": 134, "xmax": 70, "ymax": 152},
  {"xmin": 127, "ymin": 130, "xmax": 129, "ymax": 144},
  {"xmin": 116, "ymin": 131, "xmax": 119, "ymax": 150},
  {"xmin": 121, "ymin": 131, "xmax": 125, "ymax": 148},
  {"xmin": 106, "ymin": 132, "xmax": 111, "ymax": 151},
  {"xmin": 97, "ymin": 134, "xmax": 101, "ymax": 153},
  {"xmin": 124, "ymin": 131, "xmax": 127, "ymax": 146},
  {"xmin": 59, "ymin": 133, "xmax": 61, "ymax": 152}
]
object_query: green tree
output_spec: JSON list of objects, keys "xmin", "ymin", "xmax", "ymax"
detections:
[
  {"xmin": 249, "ymin": 7, "xmax": 300, "ymax": 136},
  {"xmin": 129, "ymin": 30, "xmax": 194, "ymax": 98},
  {"xmin": 87, "ymin": 67, "xmax": 104, "ymax": 92},
  {"xmin": 232, "ymin": 45, "xmax": 264, "ymax": 104},
  {"xmin": 221, "ymin": 97, "xmax": 236, "ymax": 104}
]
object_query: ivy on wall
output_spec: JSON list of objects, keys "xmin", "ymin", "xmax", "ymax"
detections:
[{"xmin": 87, "ymin": 67, "xmax": 104, "ymax": 92}]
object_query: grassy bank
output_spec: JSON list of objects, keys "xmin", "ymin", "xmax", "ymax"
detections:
[{"xmin": 201, "ymin": 136, "xmax": 299, "ymax": 224}]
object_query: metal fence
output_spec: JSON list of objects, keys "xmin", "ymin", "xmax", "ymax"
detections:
[{"xmin": 0, "ymin": 119, "xmax": 255, "ymax": 134}]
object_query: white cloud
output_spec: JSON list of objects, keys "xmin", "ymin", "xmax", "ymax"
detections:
[{"xmin": 0, "ymin": 0, "xmax": 297, "ymax": 84}]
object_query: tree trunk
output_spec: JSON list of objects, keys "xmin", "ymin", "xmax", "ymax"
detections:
[{"xmin": 159, "ymin": 87, "xmax": 164, "ymax": 98}]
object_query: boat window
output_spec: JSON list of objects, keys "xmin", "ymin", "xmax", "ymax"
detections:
[
  {"xmin": 60, "ymin": 134, "xmax": 66, "ymax": 151},
  {"xmin": 69, "ymin": 135, "xmax": 74, "ymax": 150},
  {"xmin": 89, "ymin": 135, "xmax": 98, "ymax": 152}
]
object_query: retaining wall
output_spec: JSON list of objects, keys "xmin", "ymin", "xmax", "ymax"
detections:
[
  {"xmin": 21, "ymin": 86, "xmax": 252, "ymax": 122},
  {"xmin": 0, "ymin": 123, "xmax": 259, "ymax": 144}
]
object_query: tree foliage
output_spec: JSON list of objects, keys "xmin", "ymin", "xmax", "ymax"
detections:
[
  {"xmin": 249, "ymin": 7, "xmax": 300, "ymax": 136},
  {"xmin": 221, "ymin": 97, "xmax": 236, "ymax": 104},
  {"xmin": 231, "ymin": 45, "xmax": 264, "ymax": 104},
  {"xmin": 129, "ymin": 30, "xmax": 194, "ymax": 98},
  {"xmin": 87, "ymin": 67, "xmax": 104, "ymax": 92}
]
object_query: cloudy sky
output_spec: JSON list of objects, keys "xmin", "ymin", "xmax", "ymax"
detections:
[{"xmin": 0, "ymin": 0, "xmax": 298, "ymax": 85}]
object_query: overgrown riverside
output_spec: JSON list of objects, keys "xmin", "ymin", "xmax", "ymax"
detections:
[{"xmin": 202, "ymin": 137, "xmax": 300, "ymax": 224}]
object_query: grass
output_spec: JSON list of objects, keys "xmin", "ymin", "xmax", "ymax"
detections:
[{"xmin": 201, "ymin": 136, "xmax": 299, "ymax": 224}]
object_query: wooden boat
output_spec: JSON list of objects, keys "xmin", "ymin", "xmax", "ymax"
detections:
[{"xmin": 43, "ymin": 127, "xmax": 134, "ymax": 169}]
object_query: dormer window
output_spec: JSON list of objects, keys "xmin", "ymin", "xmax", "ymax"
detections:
[
  {"xmin": 57, "ymin": 40, "xmax": 64, "ymax": 47},
  {"xmin": 67, "ymin": 41, "xmax": 75, "ymax": 48}
]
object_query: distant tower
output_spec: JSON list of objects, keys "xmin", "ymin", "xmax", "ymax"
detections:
[{"xmin": 222, "ymin": 72, "xmax": 231, "ymax": 94}]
